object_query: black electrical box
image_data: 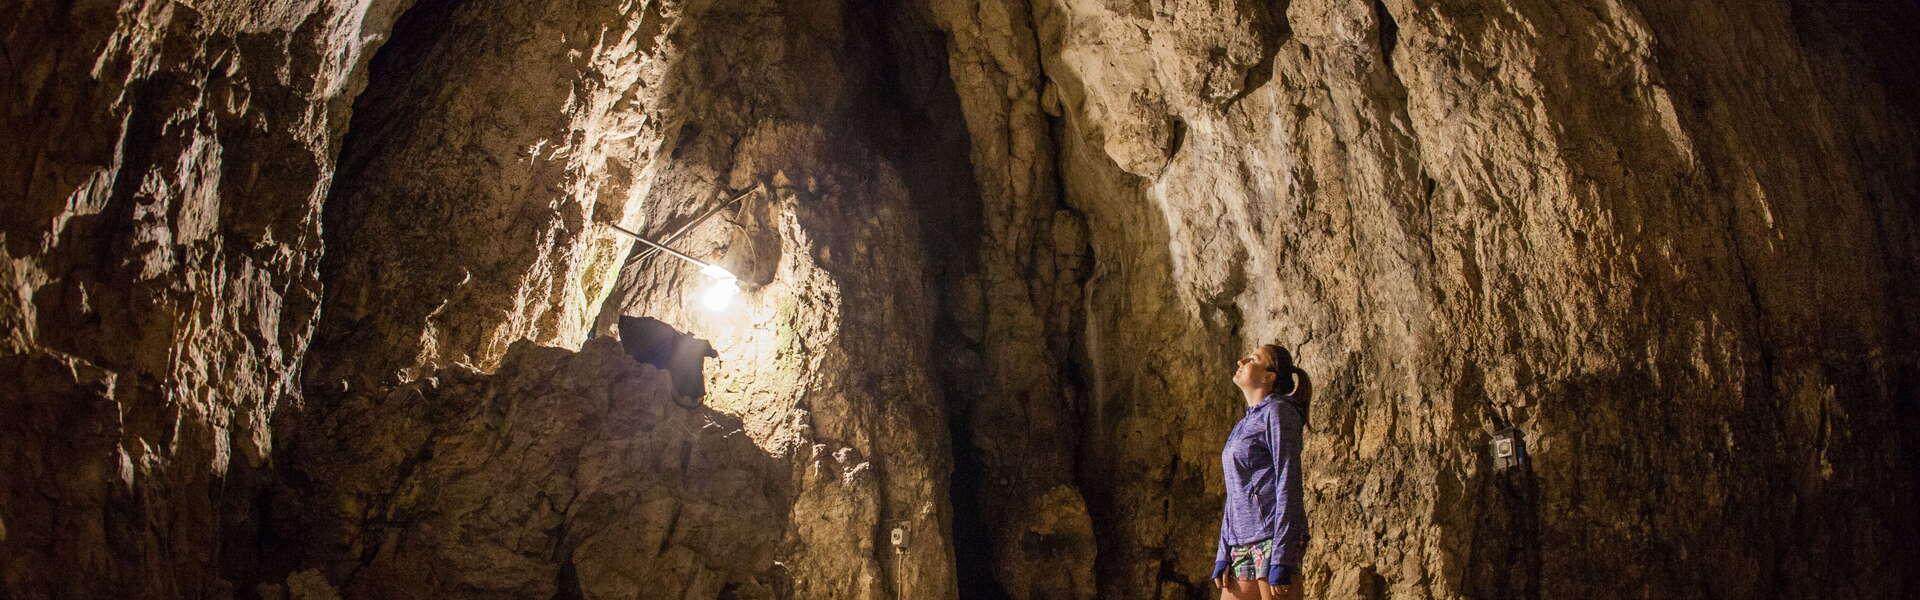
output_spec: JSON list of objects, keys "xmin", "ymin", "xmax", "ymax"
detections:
[{"xmin": 1491, "ymin": 428, "xmax": 1528, "ymax": 472}]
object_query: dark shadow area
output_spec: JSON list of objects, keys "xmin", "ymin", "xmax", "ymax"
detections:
[
  {"xmin": 618, "ymin": 315, "xmax": 718, "ymax": 404},
  {"xmin": 1783, "ymin": 3, "xmax": 1920, "ymax": 592},
  {"xmin": 269, "ymin": 339, "xmax": 793, "ymax": 598},
  {"xmin": 304, "ymin": 0, "xmax": 459, "ymax": 395},
  {"xmin": 1372, "ymin": 0, "xmax": 1398, "ymax": 69},
  {"xmin": 835, "ymin": 3, "xmax": 1011, "ymax": 599},
  {"xmin": 315, "ymin": 0, "xmax": 456, "ymax": 293},
  {"xmin": 1464, "ymin": 463, "xmax": 1542, "ymax": 599}
]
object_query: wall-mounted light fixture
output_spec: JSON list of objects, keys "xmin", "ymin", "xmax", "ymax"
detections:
[
  {"xmin": 1491, "ymin": 427, "xmax": 1528, "ymax": 472},
  {"xmin": 604, "ymin": 222, "xmax": 740, "ymax": 312},
  {"xmin": 695, "ymin": 264, "xmax": 740, "ymax": 311},
  {"xmin": 889, "ymin": 523, "xmax": 909, "ymax": 553},
  {"xmin": 601, "ymin": 186, "xmax": 761, "ymax": 313}
]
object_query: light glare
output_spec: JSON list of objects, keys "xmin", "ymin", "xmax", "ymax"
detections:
[
  {"xmin": 700, "ymin": 278, "xmax": 740, "ymax": 311},
  {"xmin": 700, "ymin": 264, "xmax": 737, "ymax": 280}
]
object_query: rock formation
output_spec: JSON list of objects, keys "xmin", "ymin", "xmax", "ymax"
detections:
[
  {"xmin": 4, "ymin": 0, "xmax": 1917, "ymax": 599},
  {"xmin": 3, "ymin": 0, "xmax": 408, "ymax": 594},
  {"xmin": 273, "ymin": 339, "xmax": 786, "ymax": 599}
]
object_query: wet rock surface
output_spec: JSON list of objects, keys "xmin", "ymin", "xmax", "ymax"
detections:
[{"xmin": 5, "ymin": 0, "xmax": 1919, "ymax": 599}]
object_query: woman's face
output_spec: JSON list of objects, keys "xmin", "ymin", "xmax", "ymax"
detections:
[{"xmin": 1233, "ymin": 346, "xmax": 1276, "ymax": 391}]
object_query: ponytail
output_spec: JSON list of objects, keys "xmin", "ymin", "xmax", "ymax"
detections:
[{"xmin": 1286, "ymin": 365, "xmax": 1310, "ymax": 415}]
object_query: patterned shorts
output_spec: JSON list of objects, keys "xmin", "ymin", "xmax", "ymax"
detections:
[{"xmin": 1226, "ymin": 538, "xmax": 1274, "ymax": 580}]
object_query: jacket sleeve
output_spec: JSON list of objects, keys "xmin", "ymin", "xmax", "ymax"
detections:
[
  {"xmin": 1215, "ymin": 508, "xmax": 1231, "ymax": 564},
  {"xmin": 1266, "ymin": 401, "xmax": 1308, "ymax": 567}
]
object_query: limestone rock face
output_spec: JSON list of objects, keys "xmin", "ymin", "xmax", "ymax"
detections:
[
  {"xmin": 940, "ymin": 0, "xmax": 1920, "ymax": 598},
  {"xmin": 299, "ymin": 0, "xmax": 964, "ymax": 596},
  {"xmin": 591, "ymin": 2, "xmax": 966, "ymax": 595},
  {"xmin": 5, "ymin": 0, "xmax": 1919, "ymax": 599},
  {"xmin": 275, "ymin": 339, "xmax": 786, "ymax": 599},
  {"xmin": 1, "ymin": 0, "xmax": 406, "ymax": 595},
  {"xmin": 304, "ymin": 0, "xmax": 665, "ymax": 390}
]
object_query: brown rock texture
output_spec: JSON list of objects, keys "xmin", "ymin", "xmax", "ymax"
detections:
[
  {"xmin": 296, "ymin": 0, "xmax": 962, "ymax": 596},
  {"xmin": 589, "ymin": 2, "xmax": 966, "ymax": 595},
  {"xmin": 5, "ymin": 0, "xmax": 1918, "ymax": 598},
  {"xmin": 304, "ymin": 0, "xmax": 662, "ymax": 390},
  {"xmin": 274, "ymin": 339, "xmax": 786, "ymax": 599},
  {"xmin": 939, "ymin": 0, "xmax": 1920, "ymax": 597},
  {"xmin": 2, "ymin": 0, "xmax": 407, "ymax": 595}
]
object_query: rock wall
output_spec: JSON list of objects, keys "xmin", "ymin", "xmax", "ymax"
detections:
[
  {"xmin": 4, "ymin": 0, "xmax": 1917, "ymax": 599},
  {"xmin": 593, "ymin": 2, "xmax": 964, "ymax": 596},
  {"xmin": 303, "ymin": 0, "xmax": 963, "ymax": 597},
  {"xmin": 1, "ymin": 0, "xmax": 407, "ymax": 595},
  {"xmin": 928, "ymin": 0, "xmax": 1920, "ymax": 598},
  {"xmin": 304, "ymin": 0, "xmax": 662, "ymax": 390},
  {"xmin": 273, "ymin": 339, "xmax": 787, "ymax": 599}
]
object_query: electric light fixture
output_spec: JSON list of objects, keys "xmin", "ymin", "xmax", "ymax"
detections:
[{"xmin": 603, "ymin": 222, "xmax": 743, "ymax": 313}]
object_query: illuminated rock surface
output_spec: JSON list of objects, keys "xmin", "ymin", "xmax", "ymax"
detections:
[{"xmin": 3, "ymin": 0, "xmax": 1918, "ymax": 599}]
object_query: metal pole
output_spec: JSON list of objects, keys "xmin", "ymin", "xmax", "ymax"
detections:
[
  {"xmin": 603, "ymin": 222, "xmax": 713, "ymax": 269},
  {"xmin": 632, "ymin": 185, "xmax": 762, "ymax": 264}
]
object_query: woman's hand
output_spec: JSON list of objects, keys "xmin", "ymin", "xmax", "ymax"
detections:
[
  {"xmin": 1265, "ymin": 564, "xmax": 1293, "ymax": 586},
  {"xmin": 1260, "ymin": 564, "xmax": 1296, "ymax": 599},
  {"xmin": 1211, "ymin": 560, "xmax": 1230, "ymax": 589}
]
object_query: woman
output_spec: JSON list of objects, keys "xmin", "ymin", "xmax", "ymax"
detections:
[{"xmin": 1211, "ymin": 343, "xmax": 1311, "ymax": 600}]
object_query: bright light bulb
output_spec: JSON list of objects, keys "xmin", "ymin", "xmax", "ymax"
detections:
[{"xmin": 699, "ymin": 277, "xmax": 740, "ymax": 311}]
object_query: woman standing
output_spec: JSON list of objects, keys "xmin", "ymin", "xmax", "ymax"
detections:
[{"xmin": 1211, "ymin": 343, "xmax": 1312, "ymax": 599}]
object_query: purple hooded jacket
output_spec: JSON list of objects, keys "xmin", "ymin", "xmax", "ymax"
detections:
[{"xmin": 1214, "ymin": 392, "xmax": 1309, "ymax": 572}]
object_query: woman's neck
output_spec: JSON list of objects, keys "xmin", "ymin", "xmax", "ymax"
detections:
[{"xmin": 1241, "ymin": 386, "xmax": 1271, "ymax": 408}]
